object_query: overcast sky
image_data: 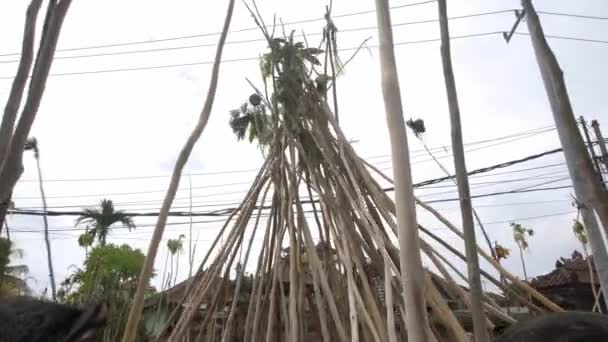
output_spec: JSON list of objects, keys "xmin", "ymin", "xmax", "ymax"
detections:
[{"xmin": 1, "ymin": 0, "xmax": 607, "ymax": 294}]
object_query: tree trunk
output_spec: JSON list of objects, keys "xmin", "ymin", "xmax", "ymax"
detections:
[
  {"xmin": 518, "ymin": 245, "xmax": 528, "ymax": 281},
  {"xmin": 0, "ymin": 1, "xmax": 73, "ymax": 230},
  {"xmin": 35, "ymin": 151, "xmax": 56, "ymax": 300},
  {"xmin": 436, "ymin": 1, "xmax": 489, "ymax": 340},
  {"xmin": 372, "ymin": 0, "xmax": 431, "ymax": 340},
  {"xmin": 121, "ymin": 1, "xmax": 236, "ymax": 341},
  {"xmin": 174, "ymin": 250, "xmax": 180, "ymax": 287},
  {"xmin": 521, "ymin": 0, "xmax": 608, "ymax": 310}
]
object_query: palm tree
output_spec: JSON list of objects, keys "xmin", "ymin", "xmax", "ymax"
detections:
[
  {"xmin": 511, "ymin": 222, "xmax": 534, "ymax": 281},
  {"xmin": 167, "ymin": 235, "xmax": 185, "ymax": 287},
  {"xmin": 75, "ymin": 199, "xmax": 135, "ymax": 246},
  {"xmin": 24, "ymin": 137, "xmax": 56, "ymax": 300},
  {"xmin": 0, "ymin": 237, "xmax": 30, "ymax": 297}
]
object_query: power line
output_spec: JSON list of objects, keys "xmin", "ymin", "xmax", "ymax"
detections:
[
  {"xmin": 537, "ymin": 11, "xmax": 608, "ymax": 20},
  {"xmin": 4, "ymin": 30, "xmax": 605, "ymax": 80},
  {"xmin": 0, "ymin": 6, "xmax": 599, "ymax": 59},
  {"xmin": 9, "ymin": 197, "xmax": 579, "ymax": 235},
  {"xmin": 380, "ymin": 127, "xmax": 557, "ymax": 166},
  {"xmin": 418, "ymin": 175, "xmax": 570, "ymax": 198},
  {"xmin": 425, "ymin": 185, "xmax": 574, "ymax": 203},
  {"xmin": 0, "ymin": 9, "xmax": 515, "ymax": 64},
  {"xmin": 482, "ymin": 211, "xmax": 576, "ymax": 225},
  {"xmin": 12, "ymin": 142, "xmax": 560, "ymax": 201},
  {"xmin": 0, "ymin": 0, "xmax": 438, "ymax": 57},
  {"xmin": 514, "ymin": 32, "xmax": 608, "ymax": 45},
  {"xmin": 9, "ymin": 144, "xmax": 576, "ymax": 218},
  {"xmin": 14, "ymin": 171, "xmax": 569, "ymax": 211},
  {"xmin": 16, "ymin": 124, "xmax": 556, "ymax": 184}
]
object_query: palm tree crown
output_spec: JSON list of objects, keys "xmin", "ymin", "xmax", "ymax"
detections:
[{"xmin": 75, "ymin": 199, "xmax": 135, "ymax": 246}]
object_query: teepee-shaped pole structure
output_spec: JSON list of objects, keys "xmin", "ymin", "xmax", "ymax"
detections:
[
  {"xmin": 153, "ymin": 6, "xmax": 563, "ymax": 342},
  {"xmin": 128, "ymin": 2, "xmax": 567, "ymax": 341}
]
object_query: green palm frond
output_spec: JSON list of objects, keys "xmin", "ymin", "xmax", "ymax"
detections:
[{"xmin": 75, "ymin": 199, "xmax": 136, "ymax": 245}]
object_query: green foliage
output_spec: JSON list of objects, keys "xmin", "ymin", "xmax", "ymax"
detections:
[
  {"xmin": 78, "ymin": 229, "xmax": 94, "ymax": 248},
  {"xmin": 75, "ymin": 199, "xmax": 135, "ymax": 246},
  {"xmin": 60, "ymin": 244, "xmax": 154, "ymax": 341},
  {"xmin": 0, "ymin": 238, "xmax": 30, "ymax": 297},
  {"xmin": 167, "ymin": 234, "xmax": 185, "ymax": 256},
  {"xmin": 230, "ymin": 32, "xmax": 329, "ymax": 169},
  {"xmin": 573, "ymin": 219, "xmax": 587, "ymax": 245},
  {"xmin": 511, "ymin": 222, "xmax": 534, "ymax": 250},
  {"xmin": 229, "ymin": 98, "xmax": 273, "ymax": 147}
]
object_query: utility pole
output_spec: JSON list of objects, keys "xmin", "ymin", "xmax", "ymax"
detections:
[
  {"xmin": 522, "ymin": 0, "xmax": 608, "ymax": 309},
  {"xmin": 580, "ymin": 116, "xmax": 605, "ymax": 189},
  {"xmin": 592, "ymin": 120, "xmax": 608, "ymax": 171},
  {"xmin": 437, "ymin": 1, "xmax": 489, "ymax": 340}
]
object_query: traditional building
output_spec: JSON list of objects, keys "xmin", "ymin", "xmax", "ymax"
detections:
[{"xmin": 530, "ymin": 250, "xmax": 604, "ymax": 312}]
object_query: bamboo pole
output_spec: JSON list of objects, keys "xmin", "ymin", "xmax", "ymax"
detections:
[
  {"xmin": 424, "ymin": 272, "xmax": 469, "ymax": 342},
  {"xmin": 372, "ymin": 0, "xmax": 431, "ymax": 339},
  {"xmin": 122, "ymin": 3, "xmax": 236, "ymax": 340},
  {"xmin": 436, "ymin": 0, "xmax": 489, "ymax": 339},
  {"xmin": 417, "ymin": 199, "xmax": 563, "ymax": 312}
]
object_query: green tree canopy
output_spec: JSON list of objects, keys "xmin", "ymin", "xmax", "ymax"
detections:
[{"xmin": 0, "ymin": 237, "xmax": 29, "ymax": 297}]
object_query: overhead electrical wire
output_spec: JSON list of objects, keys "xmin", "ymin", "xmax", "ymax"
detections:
[
  {"xmin": 0, "ymin": 9, "xmax": 515, "ymax": 64},
  {"xmin": 16, "ymin": 124, "xmax": 556, "ymax": 184},
  {"xmin": 1, "ymin": 31, "xmax": 605, "ymax": 80},
  {"xmin": 8, "ymin": 143, "xmax": 580, "ymax": 219},
  {"xmin": 0, "ymin": 4, "xmax": 600, "ymax": 58}
]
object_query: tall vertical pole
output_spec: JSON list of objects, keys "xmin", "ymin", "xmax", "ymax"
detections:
[
  {"xmin": 592, "ymin": 120, "xmax": 608, "ymax": 171},
  {"xmin": 35, "ymin": 146, "xmax": 56, "ymax": 301},
  {"xmin": 580, "ymin": 117, "xmax": 605, "ymax": 189},
  {"xmin": 522, "ymin": 0, "xmax": 608, "ymax": 309},
  {"xmin": 188, "ymin": 175, "xmax": 194, "ymax": 279},
  {"xmin": 437, "ymin": 1, "xmax": 489, "ymax": 340},
  {"xmin": 373, "ymin": 0, "xmax": 431, "ymax": 340}
]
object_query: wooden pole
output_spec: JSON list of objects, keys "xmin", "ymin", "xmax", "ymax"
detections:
[
  {"xmin": 121, "ymin": 1, "xmax": 236, "ymax": 340},
  {"xmin": 373, "ymin": 0, "xmax": 431, "ymax": 340},
  {"xmin": 521, "ymin": 0, "xmax": 608, "ymax": 310},
  {"xmin": 591, "ymin": 120, "xmax": 608, "ymax": 171},
  {"xmin": 580, "ymin": 117, "xmax": 605, "ymax": 189},
  {"xmin": 437, "ymin": 1, "xmax": 489, "ymax": 340}
]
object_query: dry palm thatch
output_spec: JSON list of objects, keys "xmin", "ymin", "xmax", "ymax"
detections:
[{"xmin": 151, "ymin": 7, "xmax": 564, "ymax": 342}]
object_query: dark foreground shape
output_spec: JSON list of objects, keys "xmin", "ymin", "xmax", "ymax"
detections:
[
  {"xmin": 496, "ymin": 312, "xmax": 608, "ymax": 342},
  {"xmin": 0, "ymin": 296, "xmax": 107, "ymax": 342}
]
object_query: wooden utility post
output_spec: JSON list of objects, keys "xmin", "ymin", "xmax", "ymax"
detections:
[
  {"xmin": 437, "ymin": 1, "xmax": 489, "ymax": 341},
  {"xmin": 592, "ymin": 120, "xmax": 608, "ymax": 171},
  {"xmin": 522, "ymin": 0, "xmax": 608, "ymax": 309},
  {"xmin": 580, "ymin": 117, "xmax": 605, "ymax": 189}
]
